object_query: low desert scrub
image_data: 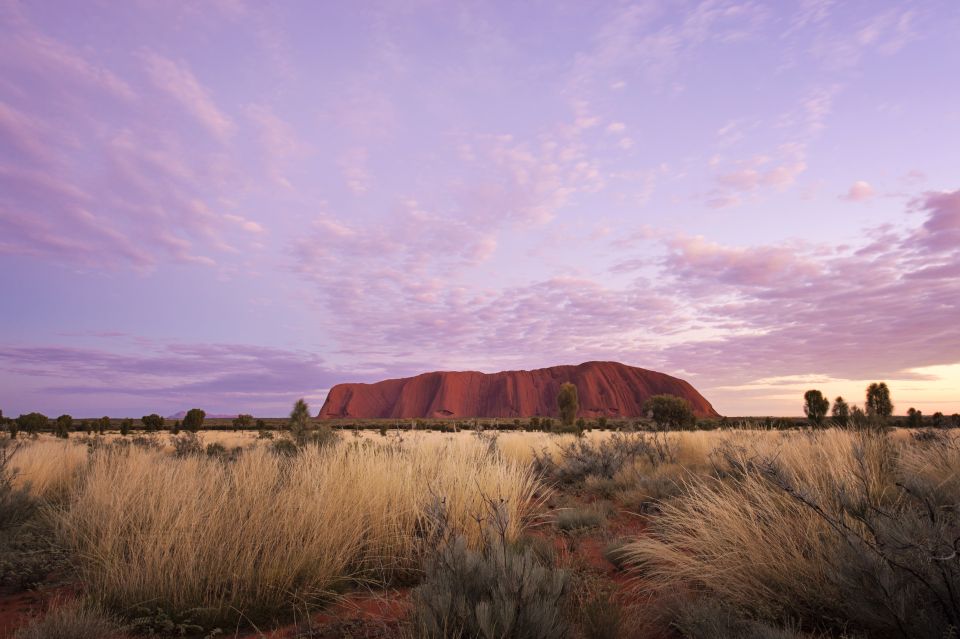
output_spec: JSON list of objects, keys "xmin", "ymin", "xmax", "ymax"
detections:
[
  {"xmin": 533, "ymin": 432, "xmax": 673, "ymax": 486},
  {"xmin": 410, "ymin": 497, "xmax": 569, "ymax": 639},
  {"xmin": 55, "ymin": 438, "xmax": 542, "ymax": 625},
  {"xmin": 671, "ymin": 597, "xmax": 810, "ymax": 639},
  {"xmin": 13, "ymin": 599, "xmax": 127, "ymax": 639},
  {"xmin": 626, "ymin": 429, "xmax": 960, "ymax": 638},
  {"xmin": 555, "ymin": 506, "xmax": 607, "ymax": 532}
]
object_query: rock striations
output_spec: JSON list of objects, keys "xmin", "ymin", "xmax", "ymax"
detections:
[{"xmin": 318, "ymin": 361, "xmax": 719, "ymax": 419}]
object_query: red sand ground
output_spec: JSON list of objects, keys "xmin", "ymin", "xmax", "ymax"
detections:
[{"xmin": 319, "ymin": 361, "xmax": 719, "ymax": 420}]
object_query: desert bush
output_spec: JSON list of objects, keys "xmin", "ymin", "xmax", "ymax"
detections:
[
  {"xmin": 55, "ymin": 414, "xmax": 72, "ymax": 439},
  {"xmin": 171, "ymin": 432, "xmax": 204, "ymax": 457},
  {"xmin": 16, "ymin": 412, "xmax": 48, "ymax": 435},
  {"xmin": 141, "ymin": 413, "xmax": 164, "ymax": 432},
  {"xmin": 643, "ymin": 395, "xmax": 695, "ymax": 430},
  {"xmin": 533, "ymin": 432, "xmax": 675, "ymax": 485},
  {"xmin": 411, "ymin": 498, "xmax": 568, "ymax": 639},
  {"xmin": 13, "ymin": 599, "xmax": 126, "ymax": 639},
  {"xmin": 183, "ymin": 408, "xmax": 205, "ymax": 433},
  {"xmin": 55, "ymin": 439, "xmax": 542, "ymax": 625},
  {"xmin": 555, "ymin": 507, "xmax": 605, "ymax": 532},
  {"xmin": 626, "ymin": 430, "xmax": 960, "ymax": 638}
]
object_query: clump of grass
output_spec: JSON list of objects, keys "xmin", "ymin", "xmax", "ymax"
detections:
[
  {"xmin": 626, "ymin": 430, "xmax": 960, "ymax": 639},
  {"xmin": 55, "ymin": 439, "xmax": 542, "ymax": 626},
  {"xmin": 13, "ymin": 599, "xmax": 126, "ymax": 639}
]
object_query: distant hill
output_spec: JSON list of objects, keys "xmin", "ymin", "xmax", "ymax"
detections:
[{"xmin": 318, "ymin": 361, "xmax": 719, "ymax": 419}]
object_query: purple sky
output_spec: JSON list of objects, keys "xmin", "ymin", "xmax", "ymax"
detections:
[{"xmin": 2, "ymin": 0, "xmax": 959, "ymax": 417}]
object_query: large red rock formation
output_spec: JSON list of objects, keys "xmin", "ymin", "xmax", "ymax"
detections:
[{"xmin": 318, "ymin": 361, "xmax": 719, "ymax": 419}]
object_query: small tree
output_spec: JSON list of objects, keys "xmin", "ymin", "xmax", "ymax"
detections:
[
  {"xmin": 17, "ymin": 412, "xmax": 48, "ymax": 435},
  {"xmin": 952, "ymin": 414, "xmax": 960, "ymax": 428},
  {"xmin": 233, "ymin": 414, "xmax": 253, "ymax": 429},
  {"xmin": 98, "ymin": 416, "xmax": 110, "ymax": 434},
  {"xmin": 931, "ymin": 412, "xmax": 945, "ymax": 428},
  {"xmin": 170, "ymin": 420, "xmax": 181, "ymax": 435},
  {"xmin": 556, "ymin": 383, "xmax": 579, "ymax": 427},
  {"xmin": 831, "ymin": 396, "xmax": 850, "ymax": 428},
  {"xmin": 803, "ymin": 390, "xmax": 830, "ymax": 427},
  {"xmin": 289, "ymin": 399, "xmax": 311, "ymax": 445},
  {"xmin": 183, "ymin": 409, "xmax": 205, "ymax": 433},
  {"xmin": 255, "ymin": 418, "xmax": 267, "ymax": 430},
  {"xmin": 55, "ymin": 414, "xmax": 73, "ymax": 439},
  {"xmin": 119, "ymin": 418, "xmax": 132, "ymax": 436},
  {"xmin": 82, "ymin": 420, "xmax": 93, "ymax": 435},
  {"xmin": 141, "ymin": 414, "xmax": 164, "ymax": 433},
  {"xmin": 907, "ymin": 407, "xmax": 923, "ymax": 428},
  {"xmin": 597, "ymin": 416, "xmax": 608, "ymax": 430},
  {"xmin": 643, "ymin": 395, "xmax": 696, "ymax": 430},
  {"xmin": 866, "ymin": 382, "xmax": 893, "ymax": 420}
]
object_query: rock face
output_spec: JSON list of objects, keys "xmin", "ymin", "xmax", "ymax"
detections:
[{"xmin": 318, "ymin": 361, "xmax": 719, "ymax": 419}]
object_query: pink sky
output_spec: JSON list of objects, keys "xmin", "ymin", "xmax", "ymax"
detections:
[{"xmin": 1, "ymin": 0, "xmax": 959, "ymax": 417}]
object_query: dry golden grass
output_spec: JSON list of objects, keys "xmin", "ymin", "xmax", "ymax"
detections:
[
  {"xmin": 7, "ymin": 439, "xmax": 88, "ymax": 499},
  {"xmin": 622, "ymin": 429, "xmax": 948, "ymax": 622},
  {"xmin": 53, "ymin": 436, "xmax": 542, "ymax": 623}
]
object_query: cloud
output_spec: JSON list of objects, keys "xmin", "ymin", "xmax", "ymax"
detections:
[
  {"xmin": 143, "ymin": 52, "xmax": 234, "ymax": 140},
  {"xmin": 0, "ymin": 340, "xmax": 362, "ymax": 415},
  {"xmin": 841, "ymin": 180, "xmax": 875, "ymax": 201}
]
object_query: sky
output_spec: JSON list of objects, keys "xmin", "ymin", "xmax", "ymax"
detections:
[{"xmin": 1, "ymin": 0, "xmax": 959, "ymax": 418}]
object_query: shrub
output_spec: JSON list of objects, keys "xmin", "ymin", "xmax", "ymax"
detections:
[
  {"xmin": 907, "ymin": 406, "xmax": 924, "ymax": 428},
  {"xmin": 98, "ymin": 416, "xmax": 110, "ymax": 435},
  {"xmin": 205, "ymin": 442, "xmax": 228, "ymax": 458},
  {"xmin": 171, "ymin": 432, "xmax": 203, "ymax": 457},
  {"xmin": 16, "ymin": 412, "xmax": 48, "ymax": 435},
  {"xmin": 555, "ymin": 507, "xmax": 604, "ymax": 532},
  {"xmin": 119, "ymin": 418, "xmax": 132, "ymax": 436},
  {"xmin": 141, "ymin": 413, "xmax": 164, "ymax": 432},
  {"xmin": 233, "ymin": 414, "xmax": 253, "ymax": 429},
  {"xmin": 643, "ymin": 395, "xmax": 695, "ymax": 430},
  {"xmin": 557, "ymin": 382, "xmax": 579, "ymax": 427},
  {"xmin": 932, "ymin": 411, "xmax": 946, "ymax": 428},
  {"xmin": 257, "ymin": 429, "xmax": 274, "ymax": 440},
  {"xmin": 13, "ymin": 599, "xmax": 126, "ymax": 639},
  {"xmin": 53, "ymin": 414, "xmax": 72, "ymax": 439},
  {"xmin": 183, "ymin": 408, "xmax": 205, "ymax": 433},
  {"xmin": 411, "ymin": 499, "xmax": 568, "ymax": 639},
  {"xmin": 597, "ymin": 416, "xmax": 608, "ymax": 430},
  {"xmin": 533, "ymin": 432, "xmax": 674, "ymax": 486}
]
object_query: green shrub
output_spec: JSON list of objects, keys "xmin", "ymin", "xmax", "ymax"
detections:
[
  {"xmin": 411, "ymin": 500, "xmax": 569, "ymax": 639},
  {"xmin": 183, "ymin": 408, "xmax": 205, "ymax": 433},
  {"xmin": 55, "ymin": 414, "xmax": 72, "ymax": 439},
  {"xmin": 643, "ymin": 395, "xmax": 695, "ymax": 430}
]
